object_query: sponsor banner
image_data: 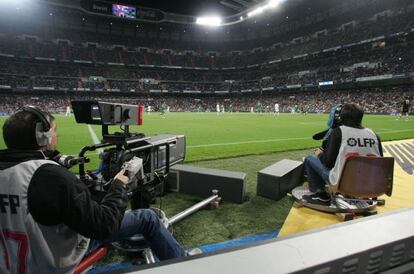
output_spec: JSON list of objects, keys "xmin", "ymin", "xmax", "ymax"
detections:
[
  {"xmin": 162, "ymin": 65, "xmax": 182, "ymax": 69},
  {"xmin": 90, "ymin": 1, "xmax": 111, "ymax": 14},
  {"xmin": 356, "ymin": 74, "xmax": 393, "ymax": 82},
  {"xmin": 33, "ymin": 87, "xmax": 55, "ymax": 90},
  {"xmin": 323, "ymin": 46, "xmax": 341, "ymax": 52},
  {"xmin": 0, "ymin": 53, "xmax": 14, "ymax": 58},
  {"xmin": 318, "ymin": 81, "xmax": 334, "ymax": 86},
  {"xmin": 0, "ymin": 85, "xmax": 11, "ymax": 89},
  {"xmin": 35, "ymin": 57, "xmax": 56, "ymax": 61},
  {"xmin": 293, "ymin": 54, "xmax": 308, "ymax": 59},
  {"xmin": 286, "ymin": 84, "xmax": 302, "ymax": 89},
  {"xmin": 268, "ymin": 59, "xmax": 281, "ymax": 64},
  {"xmin": 74, "ymin": 60, "xmax": 93, "ymax": 64},
  {"xmin": 393, "ymin": 73, "xmax": 408, "ymax": 78}
]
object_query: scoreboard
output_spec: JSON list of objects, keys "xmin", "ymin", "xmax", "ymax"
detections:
[{"xmin": 82, "ymin": 0, "xmax": 165, "ymax": 22}]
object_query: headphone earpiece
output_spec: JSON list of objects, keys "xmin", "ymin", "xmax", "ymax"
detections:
[
  {"xmin": 327, "ymin": 104, "xmax": 343, "ymax": 129},
  {"xmin": 35, "ymin": 122, "xmax": 53, "ymax": 146},
  {"xmin": 333, "ymin": 104, "xmax": 343, "ymax": 127},
  {"xmin": 21, "ymin": 107, "xmax": 52, "ymax": 147}
]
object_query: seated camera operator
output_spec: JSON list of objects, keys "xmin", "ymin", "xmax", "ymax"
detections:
[
  {"xmin": 302, "ymin": 103, "xmax": 384, "ymax": 205},
  {"xmin": 0, "ymin": 107, "xmax": 186, "ymax": 274}
]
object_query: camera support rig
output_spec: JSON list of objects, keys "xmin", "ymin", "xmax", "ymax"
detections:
[
  {"xmin": 77, "ymin": 124, "xmax": 173, "ymax": 182},
  {"xmin": 70, "ymin": 101, "xmax": 221, "ymax": 257}
]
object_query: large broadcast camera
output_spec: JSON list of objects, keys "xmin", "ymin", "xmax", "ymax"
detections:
[{"xmin": 71, "ymin": 100, "xmax": 186, "ymax": 209}]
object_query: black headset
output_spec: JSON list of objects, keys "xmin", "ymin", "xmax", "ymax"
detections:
[
  {"xmin": 21, "ymin": 106, "xmax": 52, "ymax": 147},
  {"xmin": 333, "ymin": 104, "xmax": 343, "ymax": 128}
]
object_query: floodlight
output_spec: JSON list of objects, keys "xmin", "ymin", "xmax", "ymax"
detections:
[
  {"xmin": 247, "ymin": 0, "xmax": 285, "ymax": 18},
  {"xmin": 248, "ymin": 6, "xmax": 265, "ymax": 17},
  {"xmin": 268, "ymin": 0, "xmax": 281, "ymax": 8},
  {"xmin": 1, "ymin": 0, "xmax": 27, "ymax": 5},
  {"xmin": 196, "ymin": 16, "xmax": 222, "ymax": 26}
]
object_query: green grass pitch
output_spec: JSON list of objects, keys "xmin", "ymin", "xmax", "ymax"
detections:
[
  {"xmin": 0, "ymin": 112, "xmax": 413, "ymax": 257},
  {"xmin": 1, "ymin": 112, "xmax": 413, "ymax": 161}
]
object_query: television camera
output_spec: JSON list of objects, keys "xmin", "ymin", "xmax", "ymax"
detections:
[{"xmin": 71, "ymin": 100, "xmax": 186, "ymax": 209}]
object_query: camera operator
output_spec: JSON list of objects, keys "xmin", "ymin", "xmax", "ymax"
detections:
[
  {"xmin": 0, "ymin": 107, "xmax": 186, "ymax": 274},
  {"xmin": 302, "ymin": 103, "xmax": 384, "ymax": 205}
]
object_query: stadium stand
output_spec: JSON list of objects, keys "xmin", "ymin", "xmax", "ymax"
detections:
[
  {"xmin": 1, "ymin": 0, "xmax": 414, "ymax": 273},
  {"xmin": 0, "ymin": 87, "xmax": 412, "ymax": 114},
  {"xmin": 0, "ymin": 1, "xmax": 413, "ymax": 103}
]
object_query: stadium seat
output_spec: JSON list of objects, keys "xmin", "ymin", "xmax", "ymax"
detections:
[
  {"xmin": 329, "ymin": 155, "xmax": 394, "ymax": 220},
  {"xmin": 329, "ymin": 155, "xmax": 394, "ymax": 197},
  {"xmin": 73, "ymin": 247, "xmax": 108, "ymax": 274},
  {"xmin": 292, "ymin": 154, "xmax": 394, "ymax": 221}
]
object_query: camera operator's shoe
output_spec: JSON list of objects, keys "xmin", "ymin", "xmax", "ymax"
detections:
[
  {"xmin": 187, "ymin": 248, "xmax": 203, "ymax": 256},
  {"xmin": 335, "ymin": 194, "xmax": 369, "ymax": 209},
  {"xmin": 335, "ymin": 195, "xmax": 357, "ymax": 209},
  {"xmin": 303, "ymin": 192, "xmax": 331, "ymax": 206}
]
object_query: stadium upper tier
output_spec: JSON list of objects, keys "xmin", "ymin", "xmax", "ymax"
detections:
[
  {"xmin": 0, "ymin": 2, "xmax": 413, "ymax": 94},
  {"xmin": 0, "ymin": 6, "xmax": 413, "ymax": 66},
  {"xmin": 1, "ymin": 30, "xmax": 413, "ymax": 94}
]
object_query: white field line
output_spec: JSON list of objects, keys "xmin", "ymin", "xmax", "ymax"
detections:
[
  {"xmin": 378, "ymin": 128, "xmax": 394, "ymax": 132},
  {"xmin": 71, "ymin": 127, "xmax": 414, "ymax": 156},
  {"xmin": 87, "ymin": 125, "xmax": 103, "ymax": 153},
  {"xmin": 298, "ymin": 122, "xmax": 324, "ymax": 126},
  {"xmin": 187, "ymin": 136, "xmax": 310, "ymax": 148},
  {"xmin": 187, "ymin": 128, "xmax": 414, "ymax": 149}
]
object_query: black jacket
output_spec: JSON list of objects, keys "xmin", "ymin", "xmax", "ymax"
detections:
[{"xmin": 0, "ymin": 149, "xmax": 128, "ymax": 240}]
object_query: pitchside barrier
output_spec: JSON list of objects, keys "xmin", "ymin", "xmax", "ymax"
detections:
[
  {"xmin": 256, "ymin": 159, "xmax": 304, "ymax": 201},
  {"xmin": 167, "ymin": 164, "xmax": 247, "ymax": 204},
  {"xmin": 121, "ymin": 207, "xmax": 414, "ymax": 274}
]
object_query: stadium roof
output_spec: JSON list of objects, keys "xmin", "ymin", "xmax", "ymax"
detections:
[
  {"xmin": 44, "ymin": 0, "xmax": 269, "ymax": 17},
  {"xmin": 121, "ymin": 0, "xmax": 265, "ymax": 17}
]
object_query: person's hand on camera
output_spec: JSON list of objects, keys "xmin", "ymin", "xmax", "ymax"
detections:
[
  {"xmin": 114, "ymin": 168, "xmax": 129, "ymax": 186},
  {"xmin": 121, "ymin": 156, "xmax": 143, "ymax": 181}
]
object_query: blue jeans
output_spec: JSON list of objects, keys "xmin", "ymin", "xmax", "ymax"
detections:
[
  {"xmin": 88, "ymin": 209, "xmax": 186, "ymax": 260},
  {"xmin": 304, "ymin": 155, "xmax": 330, "ymax": 193}
]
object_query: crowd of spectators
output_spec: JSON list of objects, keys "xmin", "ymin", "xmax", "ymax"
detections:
[
  {"xmin": 0, "ymin": 38, "xmax": 413, "ymax": 93},
  {"xmin": 0, "ymin": 4, "xmax": 413, "ymax": 111},
  {"xmin": 0, "ymin": 7, "xmax": 413, "ymax": 69},
  {"xmin": 0, "ymin": 4, "xmax": 413, "ymax": 94},
  {"xmin": 0, "ymin": 87, "xmax": 412, "ymax": 115}
]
